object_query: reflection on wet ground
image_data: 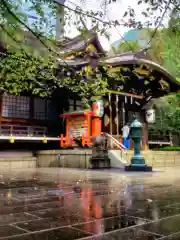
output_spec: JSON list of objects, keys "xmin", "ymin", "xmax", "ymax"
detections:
[{"xmin": 0, "ymin": 168, "xmax": 180, "ymax": 239}]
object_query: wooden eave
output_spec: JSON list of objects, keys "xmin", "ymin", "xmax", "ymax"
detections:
[
  {"xmin": 60, "ymin": 110, "xmax": 94, "ymax": 118},
  {"xmin": 58, "ymin": 30, "xmax": 105, "ymax": 58},
  {"xmin": 102, "ymin": 52, "xmax": 180, "ymax": 92},
  {"xmin": 58, "ymin": 50, "xmax": 180, "ymax": 101}
]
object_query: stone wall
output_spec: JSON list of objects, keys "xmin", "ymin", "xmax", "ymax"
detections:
[
  {"xmin": 36, "ymin": 149, "xmax": 92, "ymax": 168},
  {"xmin": 0, "ymin": 149, "xmax": 178, "ymax": 170},
  {"xmin": 125, "ymin": 151, "xmax": 180, "ymax": 167},
  {"xmin": 0, "ymin": 157, "xmax": 36, "ymax": 169},
  {"xmin": 37, "ymin": 149, "xmax": 180, "ymax": 169}
]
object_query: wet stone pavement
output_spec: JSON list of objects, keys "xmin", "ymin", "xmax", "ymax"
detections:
[{"xmin": 0, "ymin": 168, "xmax": 180, "ymax": 239}]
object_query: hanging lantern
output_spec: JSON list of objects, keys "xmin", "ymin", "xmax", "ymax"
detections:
[
  {"xmin": 146, "ymin": 109, "xmax": 155, "ymax": 123},
  {"xmin": 92, "ymin": 100, "xmax": 104, "ymax": 117}
]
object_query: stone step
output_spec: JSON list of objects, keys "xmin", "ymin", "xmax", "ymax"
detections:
[
  {"xmin": 0, "ymin": 157, "xmax": 36, "ymax": 169},
  {"xmin": 0, "ymin": 151, "xmax": 34, "ymax": 158},
  {"xmin": 0, "ymin": 157, "xmax": 36, "ymax": 161}
]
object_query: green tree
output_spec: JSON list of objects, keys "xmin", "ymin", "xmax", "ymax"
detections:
[
  {"xmin": 142, "ymin": 19, "xmax": 180, "ymax": 77},
  {"xmin": 109, "ymin": 41, "xmax": 141, "ymax": 55},
  {"xmin": 0, "ymin": 0, "xmax": 111, "ymax": 106},
  {"xmin": 0, "ymin": 0, "xmax": 179, "ymax": 107},
  {"xmin": 147, "ymin": 29, "xmax": 180, "ymax": 140},
  {"xmin": 168, "ymin": 7, "xmax": 180, "ymax": 33},
  {"xmin": 162, "ymin": 95, "xmax": 180, "ymax": 144},
  {"xmin": 162, "ymin": 33, "xmax": 180, "ymax": 77}
]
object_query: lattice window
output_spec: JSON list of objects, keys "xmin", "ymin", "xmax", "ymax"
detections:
[
  {"xmin": 34, "ymin": 98, "xmax": 46, "ymax": 120},
  {"xmin": 69, "ymin": 99, "xmax": 75, "ymax": 112},
  {"xmin": 75, "ymin": 100, "xmax": 83, "ymax": 110},
  {"xmin": 2, "ymin": 94, "xmax": 30, "ymax": 119},
  {"xmin": 46, "ymin": 99, "xmax": 56, "ymax": 120}
]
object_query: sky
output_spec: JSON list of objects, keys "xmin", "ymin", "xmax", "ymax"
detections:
[
  {"xmin": 65, "ymin": 0, "xmax": 146, "ymax": 49},
  {"xmin": 23, "ymin": 0, "xmax": 170, "ymax": 51},
  {"xmin": 64, "ymin": 0, "xmax": 170, "ymax": 50}
]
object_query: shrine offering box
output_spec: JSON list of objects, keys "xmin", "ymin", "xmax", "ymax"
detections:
[{"xmin": 60, "ymin": 110, "xmax": 102, "ymax": 147}]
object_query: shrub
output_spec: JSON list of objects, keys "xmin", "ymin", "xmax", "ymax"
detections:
[{"xmin": 154, "ymin": 146, "xmax": 180, "ymax": 151}]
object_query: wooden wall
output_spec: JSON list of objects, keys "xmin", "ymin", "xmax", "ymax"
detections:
[{"xmin": 0, "ymin": 91, "xmax": 85, "ymax": 136}]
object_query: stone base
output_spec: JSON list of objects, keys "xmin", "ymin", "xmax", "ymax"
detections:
[
  {"xmin": 90, "ymin": 156, "xmax": 111, "ymax": 169},
  {"xmin": 131, "ymin": 155, "xmax": 146, "ymax": 165},
  {"xmin": 125, "ymin": 164, "xmax": 152, "ymax": 172}
]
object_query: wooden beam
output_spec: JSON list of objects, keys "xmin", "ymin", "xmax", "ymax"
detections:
[
  {"xmin": 1, "ymin": 118, "xmax": 27, "ymax": 124},
  {"xmin": 122, "ymin": 101, "xmax": 125, "ymax": 126},
  {"xmin": 107, "ymin": 90, "xmax": 144, "ymax": 99},
  {"xmin": 108, "ymin": 93, "xmax": 112, "ymax": 136},
  {"xmin": 115, "ymin": 95, "xmax": 119, "ymax": 136},
  {"xmin": 0, "ymin": 95, "xmax": 2, "ymax": 123}
]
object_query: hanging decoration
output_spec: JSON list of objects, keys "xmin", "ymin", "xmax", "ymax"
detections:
[
  {"xmin": 135, "ymin": 101, "xmax": 140, "ymax": 106},
  {"xmin": 159, "ymin": 79, "xmax": 169, "ymax": 91},
  {"xmin": 114, "ymin": 116, "xmax": 118, "ymax": 125},
  {"xmin": 146, "ymin": 96, "xmax": 152, "ymax": 102},
  {"xmin": 146, "ymin": 89, "xmax": 151, "ymax": 94},
  {"xmin": 104, "ymin": 114, "xmax": 110, "ymax": 127},
  {"xmin": 115, "ymin": 94, "xmax": 119, "ymax": 127},
  {"xmin": 130, "ymin": 96, "xmax": 133, "ymax": 105},
  {"xmin": 125, "ymin": 96, "xmax": 127, "ymax": 103},
  {"xmin": 146, "ymin": 109, "xmax": 155, "ymax": 123}
]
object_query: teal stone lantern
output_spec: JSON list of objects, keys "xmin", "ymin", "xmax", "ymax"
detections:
[{"xmin": 125, "ymin": 118, "xmax": 152, "ymax": 172}]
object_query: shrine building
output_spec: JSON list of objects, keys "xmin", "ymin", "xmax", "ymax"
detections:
[{"xmin": 0, "ymin": 30, "xmax": 180, "ymax": 150}]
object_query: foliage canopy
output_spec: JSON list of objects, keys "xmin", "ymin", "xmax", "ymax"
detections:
[{"xmin": 0, "ymin": 0, "xmax": 179, "ymax": 106}]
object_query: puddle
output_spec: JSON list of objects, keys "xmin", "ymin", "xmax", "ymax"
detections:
[{"xmin": 0, "ymin": 168, "xmax": 179, "ymax": 239}]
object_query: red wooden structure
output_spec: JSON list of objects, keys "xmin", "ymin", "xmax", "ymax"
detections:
[{"xmin": 60, "ymin": 108, "xmax": 102, "ymax": 148}]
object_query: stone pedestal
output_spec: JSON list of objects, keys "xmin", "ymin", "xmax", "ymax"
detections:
[
  {"xmin": 125, "ymin": 164, "xmax": 152, "ymax": 172},
  {"xmin": 90, "ymin": 149, "xmax": 111, "ymax": 169}
]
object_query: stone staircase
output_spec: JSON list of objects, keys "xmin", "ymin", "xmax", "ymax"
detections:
[{"xmin": 108, "ymin": 150, "xmax": 128, "ymax": 168}]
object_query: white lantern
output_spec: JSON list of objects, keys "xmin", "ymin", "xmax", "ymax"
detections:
[
  {"xmin": 93, "ymin": 100, "xmax": 104, "ymax": 117},
  {"xmin": 146, "ymin": 109, "xmax": 155, "ymax": 123}
]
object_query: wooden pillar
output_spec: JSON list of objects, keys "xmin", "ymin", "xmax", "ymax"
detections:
[
  {"xmin": 115, "ymin": 95, "xmax": 119, "ymax": 136},
  {"xmin": 0, "ymin": 94, "xmax": 3, "ymax": 121},
  {"xmin": 30, "ymin": 97, "xmax": 34, "ymax": 120},
  {"xmin": 140, "ymin": 112, "xmax": 149, "ymax": 151},
  {"xmin": 66, "ymin": 118, "xmax": 69, "ymax": 137},
  {"xmin": 92, "ymin": 117, "xmax": 102, "ymax": 137},
  {"xmin": 87, "ymin": 114, "xmax": 91, "ymax": 140},
  {"xmin": 108, "ymin": 93, "xmax": 112, "ymax": 136},
  {"xmin": 122, "ymin": 101, "xmax": 125, "ymax": 126},
  {"xmin": 142, "ymin": 122, "xmax": 149, "ymax": 151}
]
